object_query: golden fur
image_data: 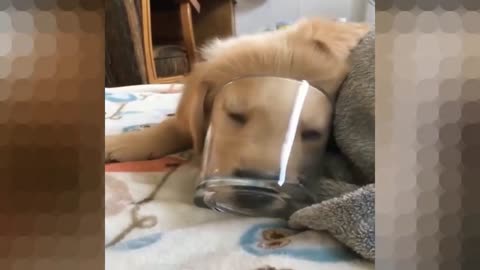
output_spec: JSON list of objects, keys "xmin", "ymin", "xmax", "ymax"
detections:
[{"xmin": 105, "ymin": 17, "xmax": 370, "ymax": 181}]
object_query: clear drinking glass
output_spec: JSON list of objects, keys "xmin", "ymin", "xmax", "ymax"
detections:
[{"xmin": 193, "ymin": 76, "xmax": 333, "ymax": 218}]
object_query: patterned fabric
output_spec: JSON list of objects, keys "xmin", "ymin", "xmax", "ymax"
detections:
[
  {"xmin": 104, "ymin": 85, "xmax": 374, "ymax": 270},
  {"xmin": 105, "ymin": 84, "xmax": 182, "ymax": 135}
]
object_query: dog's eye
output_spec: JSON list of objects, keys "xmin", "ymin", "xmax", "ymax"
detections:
[
  {"xmin": 227, "ymin": 112, "xmax": 247, "ymax": 125},
  {"xmin": 301, "ymin": 129, "xmax": 322, "ymax": 140}
]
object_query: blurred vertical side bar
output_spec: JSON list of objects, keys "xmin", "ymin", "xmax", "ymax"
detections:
[
  {"xmin": 0, "ymin": 0, "xmax": 105, "ymax": 269},
  {"xmin": 376, "ymin": 0, "xmax": 480, "ymax": 269}
]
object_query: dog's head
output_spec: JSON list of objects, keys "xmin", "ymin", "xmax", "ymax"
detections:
[
  {"xmin": 177, "ymin": 18, "xmax": 369, "ymax": 184},
  {"xmin": 203, "ymin": 76, "xmax": 333, "ymax": 185}
]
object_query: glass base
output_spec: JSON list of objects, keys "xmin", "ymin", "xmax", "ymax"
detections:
[{"xmin": 194, "ymin": 177, "xmax": 316, "ymax": 218}]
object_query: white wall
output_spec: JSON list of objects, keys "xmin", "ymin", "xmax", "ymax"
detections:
[
  {"xmin": 365, "ymin": 1, "xmax": 375, "ymax": 23},
  {"xmin": 235, "ymin": 0, "xmax": 375, "ymax": 34}
]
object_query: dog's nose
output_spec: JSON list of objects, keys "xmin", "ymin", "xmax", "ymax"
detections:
[
  {"xmin": 233, "ymin": 191, "xmax": 276, "ymax": 209},
  {"xmin": 233, "ymin": 169, "xmax": 279, "ymax": 180},
  {"xmin": 231, "ymin": 169, "xmax": 280, "ymax": 210}
]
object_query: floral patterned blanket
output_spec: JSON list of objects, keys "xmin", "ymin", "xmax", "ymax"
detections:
[{"xmin": 104, "ymin": 84, "xmax": 373, "ymax": 270}]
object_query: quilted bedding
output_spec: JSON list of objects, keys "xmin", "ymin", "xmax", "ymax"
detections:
[{"xmin": 104, "ymin": 84, "xmax": 373, "ymax": 270}]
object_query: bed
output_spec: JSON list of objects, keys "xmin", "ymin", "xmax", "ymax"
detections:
[{"xmin": 104, "ymin": 84, "xmax": 373, "ymax": 270}]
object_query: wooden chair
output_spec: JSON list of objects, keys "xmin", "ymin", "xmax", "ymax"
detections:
[{"xmin": 141, "ymin": 0, "xmax": 235, "ymax": 84}]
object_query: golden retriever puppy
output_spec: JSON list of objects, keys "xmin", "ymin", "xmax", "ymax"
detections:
[{"xmin": 105, "ymin": 17, "xmax": 370, "ymax": 186}]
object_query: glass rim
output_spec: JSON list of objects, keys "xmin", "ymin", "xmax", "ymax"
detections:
[{"xmin": 219, "ymin": 75, "xmax": 333, "ymax": 104}]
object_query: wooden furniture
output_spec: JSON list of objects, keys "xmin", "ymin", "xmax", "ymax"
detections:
[
  {"xmin": 141, "ymin": 0, "xmax": 235, "ymax": 84},
  {"xmin": 105, "ymin": 0, "xmax": 147, "ymax": 87}
]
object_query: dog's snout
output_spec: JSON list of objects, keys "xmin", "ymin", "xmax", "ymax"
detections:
[
  {"xmin": 233, "ymin": 169, "xmax": 279, "ymax": 180},
  {"xmin": 233, "ymin": 192, "xmax": 275, "ymax": 209}
]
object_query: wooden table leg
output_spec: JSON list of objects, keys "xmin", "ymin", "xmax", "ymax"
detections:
[
  {"xmin": 180, "ymin": 2, "xmax": 197, "ymax": 68},
  {"xmin": 141, "ymin": 0, "xmax": 157, "ymax": 83}
]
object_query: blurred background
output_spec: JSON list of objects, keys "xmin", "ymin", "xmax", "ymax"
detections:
[
  {"xmin": 105, "ymin": 0, "xmax": 375, "ymax": 87},
  {"xmin": 235, "ymin": 0, "xmax": 374, "ymax": 34}
]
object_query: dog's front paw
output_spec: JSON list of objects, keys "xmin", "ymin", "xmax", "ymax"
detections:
[{"xmin": 105, "ymin": 134, "xmax": 153, "ymax": 163}]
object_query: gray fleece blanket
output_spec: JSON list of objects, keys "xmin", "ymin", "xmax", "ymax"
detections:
[{"xmin": 289, "ymin": 28, "xmax": 375, "ymax": 261}]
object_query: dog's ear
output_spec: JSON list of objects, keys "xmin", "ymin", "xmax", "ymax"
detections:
[
  {"xmin": 293, "ymin": 18, "xmax": 370, "ymax": 60},
  {"xmin": 176, "ymin": 65, "xmax": 212, "ymax": 155}
]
